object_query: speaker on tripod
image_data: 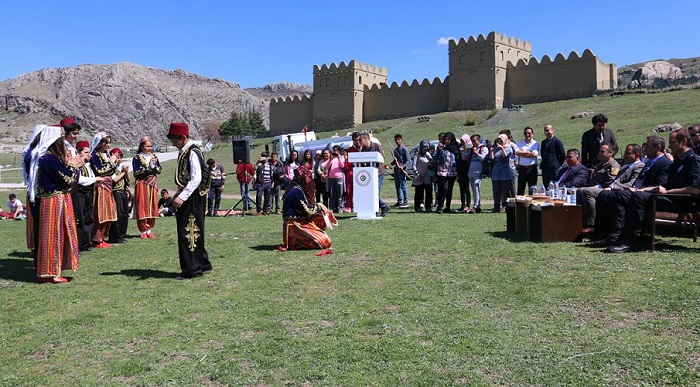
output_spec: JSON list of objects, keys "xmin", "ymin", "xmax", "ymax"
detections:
[{"xmin": 232, "ymin": 138, "xmax": 250, "ymax": 164}]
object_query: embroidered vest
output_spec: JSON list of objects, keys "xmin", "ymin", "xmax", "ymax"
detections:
[{"xmin": 175, "ymin": 145, "xmax": 211, "ymax": 196}]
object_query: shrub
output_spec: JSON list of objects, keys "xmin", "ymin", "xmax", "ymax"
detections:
[{"xmin": 465, "ymin": 116, "xmax": 478, "ymax": 126}]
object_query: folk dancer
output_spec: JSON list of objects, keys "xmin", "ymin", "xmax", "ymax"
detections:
[
  {"xmin": 22, "ymin": 124, "xmax": 46, "ymax": 261},
  {"xmin": 108, "ymin": 148, "xmax": 130, "ymax": 243},
  {"xmin": 73, "ymin": 141, "xmax": 102, "ymax": 252},
  {"xmin": 90, "ymin": 132, "xmax": 118, "ymax": 248},
  {"xmin": 30, "ymin": 125, "xmax": 83, "ymax": 283},
  {"xmin": 278, "ymin": 166, "xmax": 337, "ymax": 251},
  {"xmin": 168, "ymin": 122, "xmax": 212, "ymax": 279},
  {"xmin": 132, "ymin": 137, "xmax": 161, "ymax": 238}
]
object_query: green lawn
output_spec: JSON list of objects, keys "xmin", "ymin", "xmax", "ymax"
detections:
[
  {"xmin": 1, "ymin": 89, "xmax": 700, "ymax": 385},
  {"xmin": 1, "ymin": 181, "xmax": 700, "ymax": 385}
]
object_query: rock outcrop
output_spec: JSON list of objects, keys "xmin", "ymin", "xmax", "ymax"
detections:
[{"xmin": 0, "ymin": 62, "xmax": 268, "ymax": 144}]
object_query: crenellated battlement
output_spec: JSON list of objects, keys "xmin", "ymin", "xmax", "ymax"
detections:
[
  {"xmin": 313, "ymin": 59, "xmax": 387, "ymax": 76},
  {"xmin": 510, "ymin": 49, "xmax": 600, "ymax": 69},
  {"xmin": 449, "ymin": 31, "xmax": 532, "ymax": 52},
  {"xmin": 270, "ymin": 94, "xmax": 312, "ymax": 104},
  {"xmin": 269, "ymin": 31, "xmax": 616, "ymax": 132},
  {"xmin": 366, "ymin": 77, "xmax": 446, "ymax": 92}
]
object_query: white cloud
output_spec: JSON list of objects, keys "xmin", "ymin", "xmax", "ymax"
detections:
[{"xmin": 437, "ymin": 37, "xmax": 455, "ymax": 45}]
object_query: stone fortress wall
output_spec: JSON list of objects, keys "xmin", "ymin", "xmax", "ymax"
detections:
[{"xmin": 269, "ymin": 31, "xmax": 617, "ymax": 134}]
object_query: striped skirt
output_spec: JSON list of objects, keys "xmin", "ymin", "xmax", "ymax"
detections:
[
  {"xmin": 282, "ymin": 206, "xmax": 337, "ymax": 250},
  {"xmin": 134, "ymin": 177, "xmax": 158, "ymax": 220},
  {"xmin": 37, "ymin": 193, "xmax": 80, "ymax": 278},
  {"xmin": 95, "ymin": 179, "xmax": 117, "ymax": 224}
]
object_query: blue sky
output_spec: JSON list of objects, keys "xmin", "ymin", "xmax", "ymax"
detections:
[{"xmin": 3, "ymin": 0, "xmax": 698, "ymax": 89}]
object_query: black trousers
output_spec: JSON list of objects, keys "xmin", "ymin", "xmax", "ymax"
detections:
[
  {"xmin": 176, "ymin": 193, "xmax": 211, "ymax": 277},
  {"xmin": 436, "ymin": 175, "xmax": 456, "ymax": 211},
  {"xmin": 109, "ymin": 190, "xmax": 130, "ymax": 242},
  {"xmin": 517, "ymin": 165, "xmax": 538, "ymax": 196},
  {"xmin": 414, "ymin": 183, "xmax": 433, "ymax": 212},
  {"xmin": 73, "ymin": 188, "xmax": 94, "ymax": 251},
  {"xmin": 457, "ymin": 177, "xmax": 471, "ymax": 210}
]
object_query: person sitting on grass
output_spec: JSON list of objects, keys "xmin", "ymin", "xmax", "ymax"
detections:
[
  {"xmin": 277, "ymin": 166, "xmax": 336, "ymax": 253},
  {"xmin": 0, "ymin": 194, "xmax": 25, "ymax": 220},
  {"xmin": 158, "ymin": 189, "xmax": 175, "ymax": 216}
]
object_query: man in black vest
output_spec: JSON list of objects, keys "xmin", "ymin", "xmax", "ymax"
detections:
[{"xmin": 168, "ymin": 122, "xmax": 212, "ymax": 279}]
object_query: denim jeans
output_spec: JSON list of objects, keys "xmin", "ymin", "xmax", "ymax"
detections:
[
  {"xmin": 239, "ymin": 182, "xmax": 254, "ymax": 210},
  {"xmin": 393, "ymin": 170, "xmax": 408, "ymax": 204}
]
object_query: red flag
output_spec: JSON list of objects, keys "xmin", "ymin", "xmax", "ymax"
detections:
[{"xmin": 302, "ymin": 125, "xmax": 308, "ymax": 133}]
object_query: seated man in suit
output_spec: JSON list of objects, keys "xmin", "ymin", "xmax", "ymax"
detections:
[
  {"xmin": 607, "ymin": 129, "xmax": 700, "ymax": 252},
  {"xmin": 591, "ymin": 135, "xmax": 673, "ymax": 247},
  {"xmin": 555, "ymin": 149, "xmax": 589, "ymax": 188},
  {"xmin": 578, "ymin": 144, "xmax": 642, "ymax": 233}
]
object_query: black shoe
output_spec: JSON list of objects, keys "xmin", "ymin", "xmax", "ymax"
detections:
[
  {"xmin": 80, "ymin": 246, "xmax": 95, "ymax": 252},
  {"xmin": 475, "ymin": 207, "xmax": 481, "ymax": 213},
  {"xmin": 607, "ymin": 244, "xmax": 631, "ymax": 253},
  {"xmin": 590, "ymin": 238, "xmax": 611, "ymax": 248},
  {"xmin": 436, "ymin": 208, "xmax": 443, "ymax": 214},
  {"xmin": 205, "ymin": 212, "xmax": 212, "ymax": 217},
  {"xmin": 379, "ymin": 206, "xmax": 390, "ymax": 217}
]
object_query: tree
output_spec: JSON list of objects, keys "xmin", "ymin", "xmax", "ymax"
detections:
[
  {"xmin": 202, "ymin": 121, "xmax": 222, "ymax": 143},
  {"xmin": 219, "ymin": 109, "xmax": 267, "ymax": 137}
]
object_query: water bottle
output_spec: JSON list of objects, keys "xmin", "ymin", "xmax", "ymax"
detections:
[
  {"xmin": 559, "ymin": 184, "xmax": 567, "ymax": 200},
  {"xmin": 553, "ymin": 181, "xmax": 560, "ymax": 199},
  {"xmin": 569, "ymin": 186, "xmax": 577, "ymax": 205},
  {"xmin": 547, "ymin": 181, "xmax": 555, "ymax": 198},
  {"xmin": 539, "ymin": 184, "xmax": 546, "ymax": 195}
]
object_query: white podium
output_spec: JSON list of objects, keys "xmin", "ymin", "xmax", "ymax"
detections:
[{"xmin": 348, "ymin": 151, "xmax": 384, "ymax": 219}]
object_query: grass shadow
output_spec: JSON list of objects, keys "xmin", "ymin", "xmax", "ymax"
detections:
[
  {"xmin": 488, "ymin": 231, "xmax": 530, "ymax": 243},
  {"xmin": 250, "ymin": 245, "xmax": 283, "ymax": 251},
  {"xmin": 100, "ymin": 269, "xmax": 178, "ymax": 280},
  {"xmin": 0, "ymin": 255, "xmax": 36, "ymax": 283}
]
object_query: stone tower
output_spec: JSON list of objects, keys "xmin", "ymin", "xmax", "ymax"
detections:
[
  {"xmin": 312, "ymin": 60, "xmax": 387, "ymax": 130},
  {"xmin": 448, "ymin": 31, "xmax": 532, "ymax": 110}
]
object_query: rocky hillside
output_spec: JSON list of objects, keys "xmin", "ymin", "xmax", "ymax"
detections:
[
  {"xmin": 0, "ymin": 62, "xmax": 271, "ymax": 144},
  {"xmin": 618, "ymin": 57, "xmax": 700, "ymax": 89},
  {"xmin": 245, "ymin": 82, "xmax": 312, "ymax": 100}
]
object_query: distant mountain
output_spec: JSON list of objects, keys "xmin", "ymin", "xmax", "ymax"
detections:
[
  {"xmin": 245, "ymin": 82, "xmax": 312, "ymax": 100},
  {"xmin": 0, "ymin": 62, "xmax": 268, "ymax": 144}
]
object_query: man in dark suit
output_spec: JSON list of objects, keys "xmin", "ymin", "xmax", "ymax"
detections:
[
  {"xmin": 578, "ymin": 143, "xmax": 643, "ymax": 232},
  {"xmin": 607, "ymin": 129, "xmax": 700, "ymax": 252},
  {"xmin": 540, "ymin": 123, "xmax": 566, "ymax": 185},
  {"xmin": 555, "ymin": 149, "xmax": 589, "ymax": 188},
  {"xmin": 591, "ymin": 135, "xmax": 672, "ymax": 247},
  {"xmin": 581, "ymin": 113, "xmax": 618, "ymax": 168}
]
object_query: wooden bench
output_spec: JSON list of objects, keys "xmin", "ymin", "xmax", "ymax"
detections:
[{"xmin": 650, "ymin": 193, "xmax": 700, "ymax": 252}]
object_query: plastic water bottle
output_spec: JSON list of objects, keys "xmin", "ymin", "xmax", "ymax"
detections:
[
  {"xmin": 547, "ymin": 181, "xmax": 555, "ymax": 198},
  {"xmin": 553, "ymin": 181, "xmax": 560, "ymax": 199},
  {"xmin": 539, "ymin": 184, "xmax": 546, "ymax": 195},
  {"xmin": 569, "ymin": 186, "xmax": 577, "ymax": 205}
]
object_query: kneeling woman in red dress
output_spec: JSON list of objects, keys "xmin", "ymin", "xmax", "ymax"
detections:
[
  {"xmin": 30, "ymin": 126, "xmax": 84, "ymax": 283},
  {"xmin": 279, "ymin": 166, "xmax": 337, "ymax": 251}
]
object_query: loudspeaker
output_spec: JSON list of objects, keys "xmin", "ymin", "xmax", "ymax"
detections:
[{"xmin": 232, "ymin": 139, "xmax": 250, "ymax": 164}]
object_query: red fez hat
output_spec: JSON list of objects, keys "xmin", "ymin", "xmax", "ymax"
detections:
[
  {"xmin": 110, "ymin": 147, "xmax": 122, "ymax": 156},
  {"xmin": 168, "ymin": 122, "xmax": 189, "ymax": 137},
  {"xmin": 60, "ymin": 117, "xmax": 76, "ymax": 127},
  {"xmin": 76, "ymin": 141, "xmax": 90, "ymax": 150}
]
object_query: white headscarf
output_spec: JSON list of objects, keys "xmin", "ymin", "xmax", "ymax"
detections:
[
  {"xmin": 28, "ymin": 126, "xmax": 63, "ymax": 203},
  {"xmin": 21, "ymin": 125, "xmax": 48, "ymax": 185},
  {"xmin": 91, "ymin": 131, "xmax": 109, "ymax": 154}
]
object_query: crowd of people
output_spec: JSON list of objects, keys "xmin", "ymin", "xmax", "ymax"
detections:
[{"xmin": 16, "ymin": 113, "xmax": 700, "ymax": 284}]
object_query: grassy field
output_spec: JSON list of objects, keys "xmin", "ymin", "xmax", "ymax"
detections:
[
  {"xmin": 1, "ymin": 90, "xmax": 700, "ymax": 385},
  {"xmin": 1, "ymin": 191, "xmax": 700, "ymax": 385}
]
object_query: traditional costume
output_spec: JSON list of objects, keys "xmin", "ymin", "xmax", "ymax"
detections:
[
  {"xmin": 90, "ymin": 132, "xmax": 118, "ymax": 247},
  {"xmin": 132, "ymin": 138, "xmax": 161, "ymax": 238},
  {"xmin": 170, "ymin": 123, "xmax": 212, "ymax": 278},
  {"xmin": 73, "ymin": 141, "xmax": 98, "ymax": 251},
  {"xmin": 30, "ymin": 126, "xmax": 80, "ymax": 283},
  {"xmin": 279, "ymin": 166, "xmax": 337, "ymax": 251},
  {"xmin": 108, "ymin": 148, "xmax": 131, "ymax": 243},
  {"xmin": 22, "ymin": 124, "xmax": 47, "ymax": 260}
]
